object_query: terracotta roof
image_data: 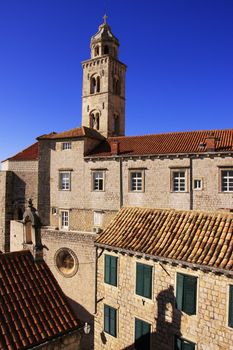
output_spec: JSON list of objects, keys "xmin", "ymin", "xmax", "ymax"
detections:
[
  {"xmin": 37, "ymin": 126, "xmax": 105, "ymax": 141},
  {"xmin": 88, "ymin": 129, "xmax": 233, "ymax": 157},
  {"xmin": 95, "ymin": 207, "xmax": 233, "ymax": 273},
  {"xmin": 3, "ymin": 142, "xmax": 39, "ymax": 162},
  {"xmin": 0, "ymin": 250, "xmax": 80, "ymax": 350}
]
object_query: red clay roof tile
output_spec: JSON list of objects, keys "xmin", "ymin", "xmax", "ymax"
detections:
[
  {"xmin": 0, "ymin": 250, "xmax": 80, "ymax": 350},
  {"xmin": 95, "ymin": 207, "xmax": 233, "ymax": 273},
  {"xmin": 3, "ymin": 142, "xmax": 39, "ymax": 162}
]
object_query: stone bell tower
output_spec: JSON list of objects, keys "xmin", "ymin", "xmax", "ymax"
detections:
[{"xmin": 81, "ymin": 15, "xmax": 127, "ymax": 137}]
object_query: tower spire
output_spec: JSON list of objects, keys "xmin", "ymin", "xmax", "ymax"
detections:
[{"xmin": 103, "ymin": 14, "xmax": 108, "ymax": 24}]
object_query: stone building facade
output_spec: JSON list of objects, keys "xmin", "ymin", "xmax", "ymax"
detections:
[
  {"xmin": 0, "ymin": 17, "xmax": 233, "ymax": 350},
  {"xmin": 95, "ymin": 207, "xmax": 233, "ymax": 350}
]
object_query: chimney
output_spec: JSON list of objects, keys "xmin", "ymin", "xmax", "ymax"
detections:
[
  {"xmin": 110, "ymin": 140, "xmax": 119, "ymax": 155},
  {"xmin": 205, "ymin": 133, "xmax": 220, "ymax": 152}
]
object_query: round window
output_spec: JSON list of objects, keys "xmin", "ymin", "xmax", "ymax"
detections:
[{"xmin": 55, "ymin": 248, "xmax": 78, "ymax": 277}]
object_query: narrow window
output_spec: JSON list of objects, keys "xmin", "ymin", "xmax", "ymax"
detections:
[
  {"xmin": 136, "ymin": 263, "xmax": 152, "ymax": 299},
  {"xmin": 93, "ymin": 171, "xmax": 104, "ymax": 191},
  {"xmin": 59, "ymin": 172, "xmax": 70, "ymax": 191},
  {"xmin": 90, "ymin": 77, "xmax": 96, "ymax": 94},
  {"xmin": 96, "ymin": 76, "xmax": 100, "ymax": 93},
  {"xmin": 61, "ymin": 211, "xmax": 69, "ymax": 229},
  {"xmin": 94, "ymin": 211, "xmax": 103, "ymax": 227},
  {"xmin": 104, "ymin": 255, "xmax": 117, "ymax": 286},
  {"xmin": 104, "ymin": 45, "xmax": 109, "ymax": 54},
  {"xmin": 193, "ymin": 179, "xmax": 202, "ymax": 190},
  {"xmin": 173, "ymin": 171, "xmax": 186, "ymax": 192},
  {"xmin": 96, "ymin": 113, "xmax": 100, "ymax": 130},
  {"xmin": 175, "ymin": 336, "xmax": 196, "ymax": 350},
  {"xmin": 104, "ymin": 305, "xmax": 117, "ymax": 337},
  {"xmin": 114, "ymin": 114, "xmax": 120, "ymax": 135},
  {"xmin": 94, "ymin": 46, "xmax": 99, "ymax": 56},
  {"xmin": 130, "ymin": 171, "xmax": 143, "ymax": 192},
  {"xmin": 25, "ymin": 218, "xmax": 32, "ymax": 244},
  {"xmin": 135, "ymin": 318, "xmax": 151, "ymax": 350},
  {"xmin": 62, "ymin": 142, "xmax": 72, "ymax": 150},
  {"xmin": 229, "ymin": 285, "xmax": 233, "ymax": 328},
  {"xmin": 221, "ymin": 170, "xmax": 233, "ymax": 192},
  {"xmin": 176, "ymin": 273, "xmax": 197, "ymax": 315}
]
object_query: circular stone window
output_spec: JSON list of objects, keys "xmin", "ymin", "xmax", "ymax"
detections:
[{"xmin": 55, "ymin": 248, "xmax": 78, "ymax": 278}]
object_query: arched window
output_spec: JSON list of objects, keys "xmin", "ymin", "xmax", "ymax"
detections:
[
  {"xmin": 94, "ymin": 46, "xmax": 99, "ymax": 56},
  {"xmin": 90, "ymin": 113, "xmax": 95, "ymax": 128},
  {"xmin": 104, "ymin": 45, "xmax": 109, "ymax": 54},
  {"xmin": 96, "ymin": 113, "xmax": 100, "ymax": 130},
  {"xmin": 96, "ymin": 76, "xmax": 100, "ymax": 93},
  {"xmin": 90, "ymin": 112, "xmax": 100, "ymax": 130},
  {"xmin": 113, "ymin": 77, "xmax": 120, "ymax": 95},
  {"xmin": 90, "ymin": 77, "xmax": 96, "ymax": 94}
]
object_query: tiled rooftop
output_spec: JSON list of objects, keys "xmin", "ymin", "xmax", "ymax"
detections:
[
  {"xmin": 37, "ymin": 126, "xmax": 105, "ymax": 140},
  {"xmin": 89, "ymin": 128, "xmax": 233, "ymax": 157},
  {"xmin": 3, "ymin": 142, "xmax": 39, "ymax": 162},
  {"xmin": 95, "ymin": 207, "xmax": 233, "ymax": 273},
  {"xmin": 0, "ymin": 250, "xmax": 80, "ymax": 350}
]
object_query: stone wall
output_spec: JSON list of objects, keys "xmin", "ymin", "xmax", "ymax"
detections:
[
  {"xmin": 35, "ymin": 330, "xmax": 82, "ymax": 350},
  {"xmin": 94, "ymin": 250, "xmax": 233, "ymax": 350}
]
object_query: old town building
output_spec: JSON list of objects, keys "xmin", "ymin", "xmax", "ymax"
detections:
[{"xmin": 0, "ymin": 17, "xmax": 233, "ymax": 350}]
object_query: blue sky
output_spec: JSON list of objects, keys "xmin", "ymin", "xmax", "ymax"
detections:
[{"xmin": 0, "ymin": 0, "xmax": 232, "ymax": 161}]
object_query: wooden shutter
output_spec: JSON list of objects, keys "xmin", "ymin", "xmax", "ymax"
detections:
[
  {"xmin": 136, "ymin": 263, "xmax": 144, "ymax": 296},
  {"xmin": 110, "ymin": 256, "xmax": 117, "ymax": 286},
  {"xmin": 104, "ymin": 255, "xmax": 110, "ymax": 284},
  {"xmin": 229, "ymin": 285, "xmax": 233, "ymax": 327},
  {"xmin": 110, "ymin": 307, "xmax": 116, "ymax": 337},
  {"xmin": 183, "ymin": 340, "xmax": 195, "ymax": 350},
  {"xmin": 104, "ymin": 305, "xmax": 110, "ymax": 333},
  {"xmin": 135, "ymin": 318, "xmax": 150, "ymax": 350},
  {"xmin": 144, "ymin": 265, "xmax": 152, "ymax": 299},
  {"xmin": 176, "ymin": 273, "xmax": 184, "ymax": 311},
  {"xmin": 183, "ymin": 275, "xmax": 197, "ymax": 315}
]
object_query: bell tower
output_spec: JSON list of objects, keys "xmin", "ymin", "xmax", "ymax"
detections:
[{"xmin": 81, "ymin": 16, "xmax": 127, "ymax": 137}]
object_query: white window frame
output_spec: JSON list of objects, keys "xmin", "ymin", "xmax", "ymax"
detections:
[
  {"xmin": 193, "ymin": 179, "xmax": 202, "ymax": 191},
  {"xmin": 59, "ymin": 171, "xmax": 71, "ymax": 191},
  {"xmin": 221, "ymin": 169, "xmax": 233, "ymax": 192},
  {"xmin": 60, "ymin": 210, "xmax": 69, "ymax": 230},
  {"xmin": 94, "ymin": 211, "xmax": 103, "ymax": 227},
  {"xmin": 129, "ymin": 170, "xmax": 144, "ymax": 192},
  {"xmin": 92, "ymin": 171, "xmax": 105, "ymax": 191},
  {"xmin": 62, "ymin": 142, "xmax": 72, "ymax": 150},
  {"xmin": 171, "ymin": 170, "xmax": 187, "ymax": 192}
]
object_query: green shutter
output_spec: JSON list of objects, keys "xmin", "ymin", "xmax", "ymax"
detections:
[
  {"xmin": 144, "ymin": 265, "xmax": 152, "ymax": 299},
  {"xmin": 135, "ymin": 318, "xmax": 150, "ymax": 350},
  {"xmin": 104, "ymin": 305, "xmax": 110, "ymax": 333},
  {"xmin": 176, "ymin": 273, "xmax": 184, "ymax": 311},
  {"xmin": 136, "ymin": 263, "xmax": 144, "ymax": 296},
  {"xmin": 104, "ymin": 255, "xmax": 110, "ymax": 284},
  {"xmin": 110, "ymin": 307, "xmax": 116, "ymax": 337},
  {"xmin": 183, "ymin": 275, "xmax": 197, "ymax": 315},
  {"xmin": 175, "ymin": 337, "xmax": 182, "ymax": 350},
  {"xmin": 229, "ymin": 285, "xmax": 233, "ymax": 327},
  {"xmin": 110, "ymin": 256, "xmax": 117, "ymax": 286},
  {"xmin": 183, "ymin": 340, "xmax": 195, "ymax": 350}
]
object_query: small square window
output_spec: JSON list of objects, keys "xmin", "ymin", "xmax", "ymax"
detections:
[
  {"xmin": 104, "ymin": 255, "xmax": 118, "ymax": 286},
  {"xmin": 60, "ymin": 210, "xmax": 69, "ymax": 229},
  {"xmin": 104, "ymin": 304, "xmax": 117, "ymax": 337},
  {"xmin": 176, "ymin": 273, "xmax": 197, "ymax": 315},
  {"xmin": 193, "ymin": 179, "xmax": 202, "ymax": 190},
  {"xmin": 93, "ymin": 171, "xmax": 104, "ymax": 191},
  {"xmin": 94, "ymin": 211, "xmax": 103, "ymax": 226},
  {"xmin": 136, "ymin": 263, "xmax": 152, "ymax": 299},
  {"xmin": 175, "ymin": 336, "xmax": 196, "ymax": 350},
  {"xmin": 130, "ymin": 171, "xmax": 144, "ymax": 192},
  {"xmin": 59, "ymin": 172, "xmax": 71, "ymax": 191},
  {"xmin": 135, "ymin": 318, "xmax": 151, "ymax": 350},
  {"xmin": 62, "ymin": 142, "xmax": 72, "ymax": 150},
  {"xmin": 172, "ymin": 171, "xmax": 186, "ymax": 192},
  {"xmin": 221, "ymin": 170, "xmax": 233, "ymax": 192}
]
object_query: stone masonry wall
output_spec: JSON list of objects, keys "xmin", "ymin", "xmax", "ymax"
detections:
[{"xmin": 95, "ymin": 250, "xmax": 233, "ymax": 350}]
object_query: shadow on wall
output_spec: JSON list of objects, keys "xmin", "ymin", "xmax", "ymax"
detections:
[
  {"xmin": 67, "ymin": 296, "xmax": 94, "ymax": 350},
  {"xmin": 121, "ymin": 285, "xmax": 182, "ymax": 350}
]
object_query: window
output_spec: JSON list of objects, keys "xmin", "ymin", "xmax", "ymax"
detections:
[
  {"xmin": 136, "ymin": 263, "xmax": 152, "ymax": 299},
  {"xmin": 172, "ymin": 171, "xmax": 186, "ymax": 192},
  {"xmin": 176, "ymin": 273, "xmax": 197, "ymax": 315},
  {"xmin": 193, "ymin": 179, "xmax": 202, "ymax": 190},
  {"xmin": 175, "ymin": 337, "xmax": 195, "ymax": 350},
  {"xmin": 59, "ymin": 172, "xmax": 70, "ymax": 190},
  {"xmin": 135, "ymin": 318, "xmax": 151, "ymax": 350},
  {"xmin": 104, "ymin": 305, "xmax": 117, "ymax": 337},
  {"xmin": 130, "ymin": 171, "xmax": 144, "ymax": 192},
  {"xmin": 104, "ymin": 255, "xmax": 117, "ymax": 286},
  {"xmin": 113, "ymin": 114, "xmax": 120, "ymax": 135},
  {"xmin": 61, "ymin": 210, "xmax": 69, "ymax": 229},
  {"xmin": 94, "ymin": 211, "xmax": 103, "ymax": 226},
  {"xmin": 93, "ymin": 171, "xmax": 104, "ymax": 191},
  {"xmin": 229, "ymin": 285, "xmax": 233, "ymax": 328},
  {"xmin": 55, "ymin": 248, "xmax": 78, "ymax": 277},
  {"xmin": 221, "ymin": 170, "xmax": 233, "ymax": 192},
  {"xmin": 62, "ymin": 142, "xmax": 71, "ymax": 150}
]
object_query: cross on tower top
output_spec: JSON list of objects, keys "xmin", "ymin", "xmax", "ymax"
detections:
[{"xmin": 103, "ymin": 14, "xmax": 108, "ymax": 24}]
